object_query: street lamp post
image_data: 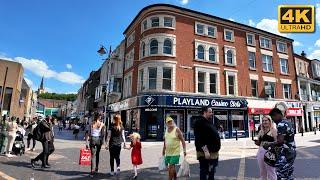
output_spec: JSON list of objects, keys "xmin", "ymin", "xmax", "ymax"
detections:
[{"xmin": 97, "ymin": 45, "xmax": 112, "ymax": 129}]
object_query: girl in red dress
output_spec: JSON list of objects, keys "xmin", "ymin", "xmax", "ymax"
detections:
[{"xmin": 125, "ymin": 132, "xmax": 142, "ymax": 179}]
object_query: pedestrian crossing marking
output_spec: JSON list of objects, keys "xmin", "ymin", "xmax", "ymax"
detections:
[{"xmin": 0, "ymin": 171, "xmax": 16, "ymax": 180}]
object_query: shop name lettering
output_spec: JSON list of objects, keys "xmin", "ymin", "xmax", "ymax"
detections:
[{"xmin": 172, "ymin": 97, "xmax": 241, "ymax": 108}]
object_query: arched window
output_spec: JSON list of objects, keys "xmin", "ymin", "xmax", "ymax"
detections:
[
  {"xmin": 227, "ymin": 50, "xmax": 233, "ymax": 64},
  {"xmin": 150, "ymin": 39, "xmax": 158, "ymax": 55},
  {"xmin": 209, "ymin": 47, "xmax": 215, "ymax": 62},
  {"xmin": 163, "ymin": 39, "xmax": 172, "ymax": 54},
  {"xmin": 197, "ymin": 45, "xmax": 204, "ymax": 60},
  {"xmin": 141, "ymin": 42, "xmax": 146, "ymax": 57}
]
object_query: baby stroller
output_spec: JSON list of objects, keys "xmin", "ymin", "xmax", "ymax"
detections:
[{"xmin": 12, "ymin": 131, "xmax": 25, "ymax": 156}]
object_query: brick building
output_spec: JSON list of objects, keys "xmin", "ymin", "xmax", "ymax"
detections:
[
  {"xmin": 0, "ymin": 59, "xmax": 34, "ymax": 120},
  {"xmin": 108, "ymin": 4, "xmax": 300, "ymax": 140},
  {"xmin": 294, "ymin": 52, "xmax": 320, "ymax": 132}
]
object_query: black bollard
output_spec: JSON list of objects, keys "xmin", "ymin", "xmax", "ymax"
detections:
[
  {"xmin": 188, "ymin": 131, "xmax": 191, "ymax": 143},
  {"xmin": 251, "ymin": 131, "xmax": 254, "ymax": 141},
  {"xmin": 301, "ymin": 128, "xmax": 304, "ymax": 136},
  {"xmin": 314, "ymin": 127, "xmax": 317, "ymax": 135},
  {"xmin": 235, "ymin": 129, "xmax": 238, "ymax": 141}
]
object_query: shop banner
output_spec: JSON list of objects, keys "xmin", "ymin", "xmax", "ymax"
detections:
[{"xmin": 139, "ymin": 94, "xmax": 247, "ymax": 109}]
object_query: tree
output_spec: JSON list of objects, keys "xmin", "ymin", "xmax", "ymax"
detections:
[{"xmin": 39, "ymin": 93, "xmax": 77, "ymax": 101}]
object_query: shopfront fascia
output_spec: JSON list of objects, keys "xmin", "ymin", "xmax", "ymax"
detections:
[
  {"xmin": 137, "ymin": 94, "xmax": 248, "ymax": 140},
  {"xmin": 247, "ymin": 99, "xmax": 303, "ymax": 134}
]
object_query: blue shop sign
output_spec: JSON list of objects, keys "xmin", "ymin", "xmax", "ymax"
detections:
[{"xmin": 139, "ymin": 95, "xmax": 247, "ymax": 109}]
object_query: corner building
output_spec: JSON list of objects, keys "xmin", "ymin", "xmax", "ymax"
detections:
[{"xmin": 109, "ymin": 4, "xmax": 298, "ymax": 140}]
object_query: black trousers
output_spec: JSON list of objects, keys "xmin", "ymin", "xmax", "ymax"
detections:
[
  {"xmin": 90, "ymin": 137, "xmax": 102, "ymax": 172},
  {"xmin": 34, "ymin": 140, "xmax": 55, "ymax": 166},
  {"xmin": 109, "ymin": 145, "xmax": 121, "ymax": 172},
  {"xmin": 199, "ymin": 158, "xmax": 218, "ymax": 180},
  {"xmin": 27, "ymin": 134, "xmax": 36, "ymax": 149}
]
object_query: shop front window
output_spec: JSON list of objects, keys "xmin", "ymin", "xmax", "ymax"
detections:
[
  {"xmin": 231, "ymin": 110, "xmax": 245, "ymax": 137},
  {"xmin": 214, "ymin": 110, "xmax": 228, "ymax": 138}
]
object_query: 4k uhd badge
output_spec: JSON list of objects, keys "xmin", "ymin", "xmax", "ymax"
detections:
[{"xmin": 278, "ymin": 5, "xmax": 315, "ymax": 33}]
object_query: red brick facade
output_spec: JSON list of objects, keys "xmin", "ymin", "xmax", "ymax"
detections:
[{"xmin": 123, "ymin": 4, "xmax": 297, "ymax": 101}]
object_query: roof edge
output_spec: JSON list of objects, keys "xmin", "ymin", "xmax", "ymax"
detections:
[{"xmin": 123, "ymin": 3, "xmax": 293, "ymax": 41}]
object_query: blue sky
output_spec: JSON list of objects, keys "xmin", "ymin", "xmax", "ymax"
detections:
[{"xmin": 0, "ymin": 0, "xmax": 319, "ymax": 94}]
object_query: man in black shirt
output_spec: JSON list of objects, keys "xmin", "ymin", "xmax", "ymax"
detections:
[
  {"xmin": 193, "ymin": 107, "xmax": 221, "ymax": 180},
  {"xmin": 31, "ymin": 116, "xmax": 55, "ymax": 168}
]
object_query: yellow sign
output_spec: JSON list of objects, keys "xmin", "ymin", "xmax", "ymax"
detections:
[{"xmin": 278, "ymin": 5, "xmax": 315, "ymax": 33}]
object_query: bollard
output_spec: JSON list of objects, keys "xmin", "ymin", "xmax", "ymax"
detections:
[
  {"xmin": 251, "ymin": 131, "xmax": 254, "ymax": 141},
  {"xmin": 314, "ymin": 127, "xmax": 317, "ymax": 135},
  {"xmin": 235, "ymin": 129, "xmax": 238, "ymax": 141},
  {"xmin": 188, "ymin": 131, "xmax": 191, "ymax": 143},
  {"xmin": 301, "ymin": 128, "xmax": 304, "ymax": 136}
]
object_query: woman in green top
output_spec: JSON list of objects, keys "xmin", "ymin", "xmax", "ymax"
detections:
[{"xmin": 162, "ymin": 116, "xmax": 186, "ymax": 180}]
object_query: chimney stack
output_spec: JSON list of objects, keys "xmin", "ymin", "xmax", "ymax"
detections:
[{"xmin": 301, "ymin": 51, "xmax": 306, "ymax": 57}]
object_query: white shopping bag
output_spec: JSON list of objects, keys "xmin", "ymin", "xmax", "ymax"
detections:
[
  {"xmin": 177, "ymin": 159, "xmax": 190, "ymax": 177},
  {"xmin": 158, "ymin": 156, "xmax": 166, "ymax": 171}
]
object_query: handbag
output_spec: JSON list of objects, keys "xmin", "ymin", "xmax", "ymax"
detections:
[
  {"xmin": 79, "ymin": 148, "xmax": 91, "ymax": 166},
  {"xmin": 264, "ymin": 147, "xmax": 277, "ymax": 167}
]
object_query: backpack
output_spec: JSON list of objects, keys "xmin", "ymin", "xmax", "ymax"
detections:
[{"xmin": 32, "ymin": 124, "xmax": 42, "ymax": 141}]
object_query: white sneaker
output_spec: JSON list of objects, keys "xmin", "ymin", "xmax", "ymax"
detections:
[
  {"xmin": 109, "ymin": 172, "xmax": 114, "ymax": 176},
  {"xmin": 31, "ymin": 148, "xmax": 35, "ymax": 151},
  {"xmin": 6, "ymin": 154, "xmax": 13, "ymax": 157},
  {"xmin": 116, "ymin": 167, "xmax": 120, "ymax": 174}
]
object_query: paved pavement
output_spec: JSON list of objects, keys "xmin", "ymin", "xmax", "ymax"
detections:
[{"xmin": 0, "ymin": 128, "xmax": 320, "ymax": 179}]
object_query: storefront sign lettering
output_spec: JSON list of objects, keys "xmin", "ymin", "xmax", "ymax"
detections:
[
  {"xmin": 145, "ymin": 108, "xmax": 157, "ymax": 112},
  {"xmin": 172, "ymin": 97, "xmax": 244, "ymax": 108}
]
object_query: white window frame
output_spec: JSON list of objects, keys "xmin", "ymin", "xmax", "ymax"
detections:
[
  {"xmin": 125, "ymin": 49, "xmax": 134, "ymax": 70},
  {"xmin": 195, "ymin": 66, "xmax": 220, "ymax": 95},
  {"xmin": 261, "ymin": 54, "xmax": 273, "ymax": 72},
  {"xmin": 209, "ymin": 73, "xmax": 218, "ymax": 94},
  {"xmin": 162, "ymin": 67, "xmax": 172, "ymax": 90},
  {"xmin": 276, "ymin": 41, "xmax": 288, "ymax": 54},
  {"xmin": 251, "ymin": 79, "xmax": 258, "ymax": 97},
  {"xmin": 148, "ymin": 67, "xmax": 157, "ymax": 90},
  {"xmin": 141, "ymin": 15, "xmax": 176, "ymax": 33},
  {"xmin": 280, "ymin": 58, "xmax": 289, "ymax": 74},
  {"xmin": 164, "ymin": 17, "xmax": 173, "ymax": 28},
  {"xmin": 138, "ymin": 60, "xmax": 176, "ymax": 92},
  {"xmin": 225, "ymin": 71, "xmax": 238, "ymax": 96},
  {"xmin": 195, "ymin": 22, "xmax": 217, "ymax": 38},
  {"xmin": 282, "ymin": 84, "xmax": 291, "ymax": 99},
  {"xmin": 224, "ymin": 45, "xmax": 236, "ymax": 66},
  {"xmin": 194, "ymin": 39, "xmax": 219, "ymax": 63},
  {"xmin": 264, "ymin": 81, "xmax": 276, "ymax": 98},
  {"xmin": 123, "ymin": 71, "xmax": 133, "ymax": 98},
  {"xmin": 163, "ymin": 38, "xmax": 173, "ymax": 55},
  {"xmin": 246, "ymin": 33, "xmax": 255, "ymax": 46},
  {"xmin": 197, "ymin": 71, "xmax": 206, "ymax": 93},
  {"xmin": 259, "ymin": 36, "xmax": 272, "ymax": 49},
  {"xmin": 151, "ymin": 17, "xmax": 160, "ymax": 27},
  {"xmin": 224, "ymin": 29, "xmax": 234, "ymax": 42},
  {"xmin": 126, "ymin": 31, "xmax": 135, "ymax": 47},
  {"xmin": 139, "ymin": 33, "xmax": 176, "ymax": 59},
  {"xmin": 248, "ymin": 51, "xmax": 256, "ymax": 69},
  {"xmin": 138, "ymin": 69, "xmax": 144, "ymax": 92}
]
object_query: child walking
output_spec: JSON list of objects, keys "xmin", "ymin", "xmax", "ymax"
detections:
[{"xmin": 125, "ymin": 132, "xmax": 142, "ymax": 179}]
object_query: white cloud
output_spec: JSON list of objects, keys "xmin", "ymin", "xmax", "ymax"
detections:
[
  {"xmin": 45, "ymin": 87, "xmax": 53, "ymax": 93},
  {"xmin": 66, "ymin": 64, "xmax": 72, "ymax": 70},
  {"xmin": 315, "ymin": 39, "xmax": 320, "ymax": 47},
  {"xmin": 24, "ymin": 77, "xmax": 33, "ymax": 87},
  {"xmin": 15, "ymin": 57, "xmax": 56, "ymax": 78},
  {"xmin": 228, "ymin": 18, "xmax": 235, "ymax": 22},
  {"xmin": 316, "ymin": 4, "xmax": 320, "ymax": 27},
  {"xmin": 55, "ymin": 72, "xmax": 85, "ymax": 84},
  {"xmin": 248, "ymin": 19, "xmax": 255, "ymax": 27},
  {"xmin": 179, "ymin": 0, "xmax": 189, "ymax": 5},
  {"xmin": 308, "ymin": 50, "xmax": 320, "ymax": 60},
  {"xmin": 1, "ymin": 55, "xmax": 84, "ymax": 84},
  {"xmin": 256, "ymin": 19, "xmax": 289, "ymax": 37},
  {"xmin": 293, "ymin": 41, "xmax": 303, "ymax": 47}
]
